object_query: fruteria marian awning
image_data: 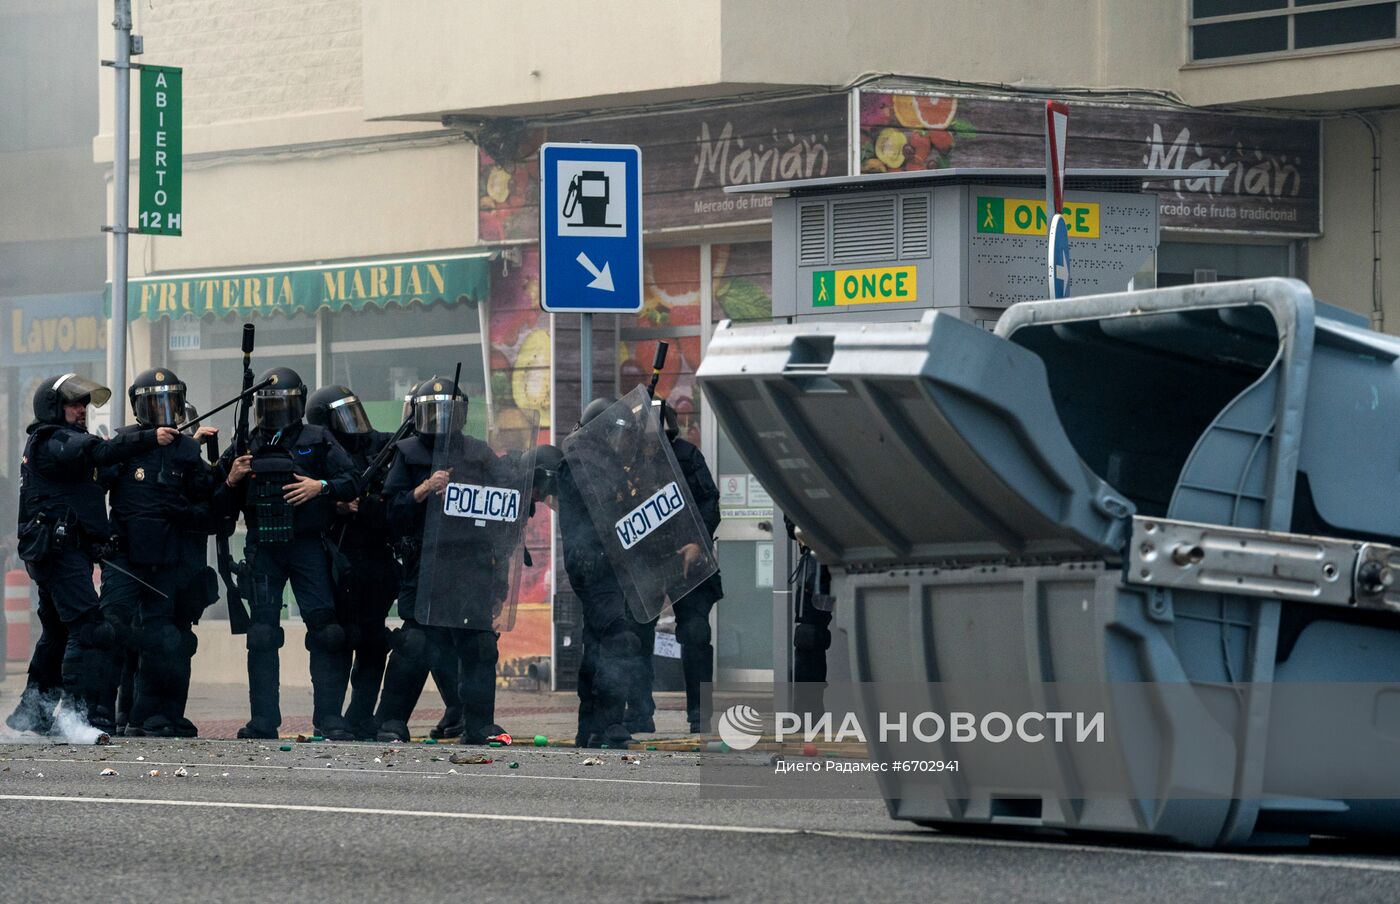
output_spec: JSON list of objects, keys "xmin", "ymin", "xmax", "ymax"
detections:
[{"xmin": 106, "ymin": 251, "xmax": 493, "ymax": 321}]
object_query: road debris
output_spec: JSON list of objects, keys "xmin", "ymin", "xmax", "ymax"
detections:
[{"xmin": 448, "ymin": 753, "xmax": 493, "ymax": 765}]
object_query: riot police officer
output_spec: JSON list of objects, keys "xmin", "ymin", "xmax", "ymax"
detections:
[
  {"xmin": 97, "ymin": 368, "xmax": 220, "ymax": 737},
  {"xmin": 214, "ymin": 366, "xmax": 359, "ymax": 740},
  {"xmin": 374, "ymin": 377, "xmax": 510, "ymax": 745},
  {"xmin": 306, "ymin": 384, "xmax": 401, "ymax": 740},
  {"xmin": 624, "ymin": 400, "xmax": 724, "ymax": 735},
  {"xmin": 787, "ymin": 516, "xmax": 833, "ymax": 718},
  {"xmin": 5, "ymin": 373, "xmax": 176, "ymax": 736},
  {"xmin": 560, "ymin": 398, "xmax": 641, "ymax": 749}
]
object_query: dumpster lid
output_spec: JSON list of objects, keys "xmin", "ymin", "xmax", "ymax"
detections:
[{"xmin": 697, "ymin": 312, "xmax": 1135, "ymax": 568}]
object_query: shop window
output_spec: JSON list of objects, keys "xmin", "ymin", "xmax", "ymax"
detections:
[
  {"xmin": 198, "ymin": 310, "xmax": 316, "ymax": 349},
  {"xmin": 1191, "ymin": 0, "xmax": 1400, "ymax": 61},
  {"xmin": 328, "ymin": 303, "xmax": 485, "ymax": 430},
  {"xmin": 1156, "ymin": 241, "xmax": 1292, "ymax": 287}
]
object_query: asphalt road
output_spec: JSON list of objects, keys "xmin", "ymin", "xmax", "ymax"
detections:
[{"xmin": 3, "ymin": 738, "xmax": 1400, "ymax": 903}]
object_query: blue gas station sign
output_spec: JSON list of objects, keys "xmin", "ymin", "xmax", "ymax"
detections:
[{"xmin": 539, "ymin": 143, "xmax": 643, "ymax": 313}]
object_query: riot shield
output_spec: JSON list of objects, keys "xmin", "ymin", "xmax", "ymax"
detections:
[
  {"xmin": 416, "ymin": 400, "xmax": 538, "ymax": 632},
  {"xmin": 562, "ymin": 386, "xmax": 719, "ymax": 622}
]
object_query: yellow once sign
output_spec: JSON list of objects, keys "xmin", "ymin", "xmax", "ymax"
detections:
[
  {"xmin": 977, "ymin": 197, "xmax": 1101, "ymax": 238},
  {"xmin": 813, "ymin": 266, "xmax": 918, "ymax": 307}
]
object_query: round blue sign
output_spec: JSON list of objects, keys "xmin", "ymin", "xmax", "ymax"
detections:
[{"xmin": 1047, "ymin": 213, "xmax": 1071, "ymax": 300}]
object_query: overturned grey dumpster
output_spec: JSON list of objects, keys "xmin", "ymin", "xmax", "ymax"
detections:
[{"xmin": 697, "ymin": 277, "xmax": 1400, "ymax": 847}]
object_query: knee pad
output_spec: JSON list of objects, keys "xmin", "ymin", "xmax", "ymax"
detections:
[
  {"xmin": 793, "ymin": 623, "xmax": 831, "ymax": 653},
  {"xmin": 246, "ymin": 623, "xmax": 285, "ymax": 652},
  {"xmin": 393, "ymin": 625, "xmax": 429, "ymax": 663},
  {"xmin": 179, "ymin": 629, "xmax": 198, "ymax": 658},
  {"xmin": 305, "ymin": 623, "xmax": 347, "ymax": 653},
  {"xmin": 77, "ymin": 612, "xmax": 119, "ymax": 651},
  {"xmin": 676, "ymin": 616, "xmax": 711, "ymax": 648},
  {"xmin": 601, "ymin": 629, "xmax": 641, "ymax": 659}
]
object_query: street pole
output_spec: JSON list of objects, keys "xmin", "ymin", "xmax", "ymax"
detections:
[
  {"xmin": 109, "ymin": 0, "xmax": 132, "ymax": 428},
  {"xmin": 580, "ymin": 312, "xmax": 593, "ymax": 411}
]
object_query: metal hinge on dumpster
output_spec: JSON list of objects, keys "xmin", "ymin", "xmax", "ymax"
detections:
[{"xmin": 1127, "ymin": 516, "xmax": 1400, "ymax": 612}]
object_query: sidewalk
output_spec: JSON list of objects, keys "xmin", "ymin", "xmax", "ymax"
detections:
[{"xmin": 2, "ymin": 661, "xmax": 696, "ymax": 744}]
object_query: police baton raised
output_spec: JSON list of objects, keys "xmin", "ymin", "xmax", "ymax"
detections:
[{"xmin": 179, "ymin": 376, "xmax": 274, "ymax": 433}]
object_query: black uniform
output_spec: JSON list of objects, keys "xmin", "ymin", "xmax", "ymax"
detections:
[
  {"xmin": 787, "ymin": 516, "xmax": 834, "ymax": 717},
  {"xmin": 9, "ymin": 418, "xmax": 160, "ymax": 733},
  {"xmin": 625, "ymin": 437, "xmax": 724, "ymax": 733},
  {"xmin": 98, "ymin": 426, "xmax": 219, "ymax": 736},
  {"xmin": 212, "ymin": 422, "xmax": 359, "ymax": 738},
  {"xmin": 373, "ymin": 432, "xmax": 508, "ymax": 744},
  {"xmin": 327, "ymin": 429, "xmax": 402, "ymax": 739},
  {"xmin": 558, "ymin": 456, "xmax": 639, "ymax": 748}
]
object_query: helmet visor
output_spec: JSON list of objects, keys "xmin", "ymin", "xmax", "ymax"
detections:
[
  {"xmin": 132, "ymin": 383, "xmax": 187, "ymax": 427},
  {"xmin": 327, "ymin": 394, "xmax": 373, "ymax": 435},
  {"xmin": 52, "ymin": 373, "xmax": 112, "ymax": 408},
  {"xmin": 414, "ymin": 396, "xmax": 466, "ymax": 435},
  {"xmin": 254, "ymin": 389, "xmax": 304, "ymax": 430}
]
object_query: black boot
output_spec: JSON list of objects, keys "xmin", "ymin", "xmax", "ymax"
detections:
[
  {"xmin": 244, "ymin": 645, "xmax": 281, "ymax": 739},
  {"xmin": 310, "ymin": 653, "xmax": 354, "ymax": 741},
  {"xmin": 429, "ymin": 705, "xmax": 463, "ymax": 740},
  {"xmin": 374, "ymin": 650, "xmax": 430, "ymax": 742},
  {"xmin": 5, "ymin": 682, "xmax": 58, "ymax": 735}
]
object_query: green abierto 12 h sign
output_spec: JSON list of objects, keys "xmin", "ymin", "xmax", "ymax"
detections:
[{"xmin": 138, "ymin": 65, "xmax": 182, "ymax": 236}]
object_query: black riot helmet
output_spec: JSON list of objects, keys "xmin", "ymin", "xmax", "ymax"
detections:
[
  {"xmin": 306, "ymin": 385, "xmax": 372, "ymax": 436},
  {"xmin": 32, "ymin": 372, "xmax": 112, "ymax": 425},
  {"xmin": 411, "ymin": 376, "xmax": 466, "ymax": 435},
  {"xmin": 528, "ymin": 444, "xmax": 563, "ymax": 500},
  {"xmin": 128, "ymin": 367, "xmax": 187, "ymax": 427},
  {"xmin": 181, "ymin": 402, "xmax": 198, "ymax": 427},
  {"xmin": 253, "ymin": 366, "xmax": 307, "ymax": 431},
  {"xmin": 579, "ymin": 397, "xmax": 613, "ymax": 428}
]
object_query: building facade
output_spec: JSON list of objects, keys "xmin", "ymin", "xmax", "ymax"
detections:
[{"xmin": 91, "ymin": 0, "xmax": 1400, "ymax": 683}]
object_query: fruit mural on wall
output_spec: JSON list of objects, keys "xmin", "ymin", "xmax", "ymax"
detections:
[
  {"xmin": 859, "ymin": 92, "xmax": 977, "ymax": 173},
  {"xmin": 618, "ymin": 247, "xmax": 703, "ymax": 448},
  {"xmin": 711, "ymin": 242, "xmax": 773, "ymax": 324},
  {"xmin": 487, "ymin": 247, "xmax": 552, "ymax": 622}
]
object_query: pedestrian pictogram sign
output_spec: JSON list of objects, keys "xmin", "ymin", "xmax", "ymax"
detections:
[
  {"xmin": 976, "ymin": 197, "xmax": 1099, "ymax": 238},
  {"xmin": 812, "ymin": 266, "xmax": 917, "ymax": 307},
  {"xmin": 539, "ymin": 143, "xmax": 643, "ymax": 313}
]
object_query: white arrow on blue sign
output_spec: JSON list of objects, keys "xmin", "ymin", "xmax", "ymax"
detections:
[
  {"xmin": 1047, "ymin": 213, "xmax": 1072, "ymax": 300},
  {"xmin": 539, "ymin": 142, "xmax": 643, "ymax": 313}
]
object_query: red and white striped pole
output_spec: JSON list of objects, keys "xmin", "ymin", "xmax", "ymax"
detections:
[{"xmin": 5, "ymin": 569, "xmax": 33, "ymax": 662}]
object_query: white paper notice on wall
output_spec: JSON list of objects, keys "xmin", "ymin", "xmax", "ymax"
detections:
[
  {"xmin": 719, "ymin": 474, "xmax": 748, "ymax": 507},
  {"xmin": 654, "ymin": 631, "xmax": 682, "ymax": 659},
  {"xmin": 756, "ymin": 542, "xmax": 774, "ymax": 589}
]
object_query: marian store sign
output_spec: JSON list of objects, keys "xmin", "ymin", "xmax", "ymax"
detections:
[
  {"xmin": 857, "ymin": 91, "xmax": 1321, "ymax": 235},
  {"xmin": 479, "ymin": 91, "xmax": 1317, "ymax": 241},
  {"xmin": 479, "ymin": 94, "xmax": 850, "ymax": 241},
  {"xmin": 109, "ymin": 253, "xmax": 492, "ymax": 321}
]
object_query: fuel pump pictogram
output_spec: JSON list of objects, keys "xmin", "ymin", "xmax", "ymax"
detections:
[{"xmin": 561, "ymin": 170, "xmax": 620, "ymax": 228}]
